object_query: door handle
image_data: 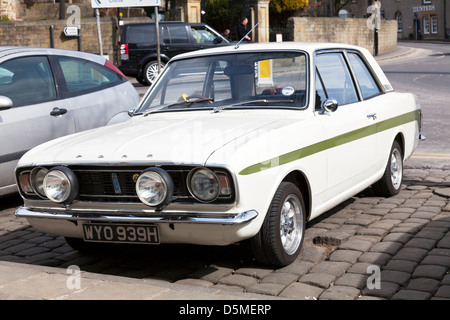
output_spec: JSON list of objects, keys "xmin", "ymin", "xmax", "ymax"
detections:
[
  {"xmin": 50, "ymin": 107, "xmax": 67, "ymax": 116},
  {"xmin": 367, "ymin": 113, "xmax": 377, "ymax": 120}
]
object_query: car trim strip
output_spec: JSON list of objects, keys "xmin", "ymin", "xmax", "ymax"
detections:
[
  {"xmin": 0, "ymin": 150, "xmax": 28, "ymax": 164},
  {"xmin": 15, "ymin": 207, "xmax": 259, "ymax": 226},
  {"xmin": 239, "ymin": 110, "xmax": 420, "ymax": 176}
]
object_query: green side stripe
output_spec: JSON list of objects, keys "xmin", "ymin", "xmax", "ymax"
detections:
[{"xmin": 239, "ymin": 110, "xmax": 419, "ymax": 176}]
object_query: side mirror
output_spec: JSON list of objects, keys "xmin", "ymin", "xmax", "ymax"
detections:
[
  {"xmin": 127, "ymin": 107, "xmax": 136, "ymax": 117},
  {"xmin": 0, "ymin": 96, "xmax": 13, "ymax": 110},
  {"xmin": 321, "ymin": 99, "xmax": 338, "ymax": 114}
]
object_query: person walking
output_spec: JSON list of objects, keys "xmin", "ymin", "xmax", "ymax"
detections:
[{"xmin": 237, "ymin": 17, "xmax": 251, "ymax": 42}]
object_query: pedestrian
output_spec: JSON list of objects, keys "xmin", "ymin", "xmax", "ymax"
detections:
[
  {"xmin": 237, "ymin": 17, "xmax": 251, "ymax": 42},
  {"xmin": 221, "ymin": 29, "xmax": 231, "ymax": 41}
]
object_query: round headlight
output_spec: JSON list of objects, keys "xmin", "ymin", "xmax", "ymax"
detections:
[
  {"xmin": 43, "ymin": 167, "xmax": 78, "ymax": 204},
  {"xmin": 188, "ymin": 168, "xmax": 220, "ymax": 203},
  {"xmin": 136, "ymin": 168, "xmax": 173, "ymax": 207},
  {"xmin": 30, "ymin": 167, "xmax": 48, "ymax": 198}
]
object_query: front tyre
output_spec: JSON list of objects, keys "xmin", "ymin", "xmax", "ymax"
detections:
[
  {"xmin": 251, "ymin": 182, "xmax": 306, "ymax": 267},
  {"xmin": 372, "ymin": 140, "xmax": 403, "ymax": 197}
]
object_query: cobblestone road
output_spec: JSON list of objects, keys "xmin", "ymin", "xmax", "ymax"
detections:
[{"xmin": 1, "ymin": 168, "xmax": 449, "ymax": 300}]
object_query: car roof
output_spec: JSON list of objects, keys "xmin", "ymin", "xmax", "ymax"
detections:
[
  {"xmin": 171, "ymin": 42, "xmax": 367, "ymax": 61},
  {"xmin": 169, "ymin": 42, "xmax": 393, "ymax": 92},
  {"xmin": 0, "ymin": 46, "xmax": 106, "ymax": 65}
]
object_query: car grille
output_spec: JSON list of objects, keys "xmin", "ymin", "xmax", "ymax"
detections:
[
  {"xmin": 69, "ymin": 165, "xmax": 233, "ymax": 204},
  {"xmin": 74, "ymin": 166, "xmax": 190, "ymax": 203}
]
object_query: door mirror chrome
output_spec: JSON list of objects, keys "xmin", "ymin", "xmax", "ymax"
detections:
[
  {"xmin": 128, "ymin": 108, "xmax": 136, "ymax": 117},
  {"xmin": 0, "ymin": 96, "xmax": 13, "ymax": 110},
  {"xmin": 321, "ymin": 99, "xmax": 338, "ymax": 114}
]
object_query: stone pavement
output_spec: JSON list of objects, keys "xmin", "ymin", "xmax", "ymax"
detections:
[{"xmin": 0, "ymin": 168, "xmax": 449, "ymax": 300}]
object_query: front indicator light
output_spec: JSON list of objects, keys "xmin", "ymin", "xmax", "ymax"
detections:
[
  {"xmin": 44, "ymin": 167, "xmax": 78, "ymax": 204},
  {"xmin": 18, "ymin": 171, "xmax": 33, "ymax": 194}
]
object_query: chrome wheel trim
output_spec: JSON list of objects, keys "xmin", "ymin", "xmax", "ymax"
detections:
[
  {"xmin": 146, "ymin": 63, "xmax": 164, "ymax": 85},
  {"xmin": 390, "ymin": 148, "xmax": 403, "ymax": 190},
  {"xmin": 279, "ymin": 194, "xmax": 303, "ymax": 255}
]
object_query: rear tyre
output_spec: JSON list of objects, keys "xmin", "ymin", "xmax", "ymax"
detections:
[
  {"xmin": 372, "ymin": 140, "xmax": 403, "ymax": 197},
  {"xmin": 250, "ymin": 182, "xmax": 306, "ymax": 267},
  {"xmin": 143, "ymin": 61, "xmax": 165, "ymax": 86}
]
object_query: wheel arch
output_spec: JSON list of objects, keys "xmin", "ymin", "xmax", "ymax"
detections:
[
  {"xmin": 394, "ymin": 132, "xmax": 405, "ymax": 160},
  {"xmin": 281, "ymin": 170, "xmax": 312, "ymax": 220}
]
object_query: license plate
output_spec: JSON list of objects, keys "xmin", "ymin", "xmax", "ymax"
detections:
[{"xmin": 82, "ymin": 223, "xmax": 159, "ymax": 244}]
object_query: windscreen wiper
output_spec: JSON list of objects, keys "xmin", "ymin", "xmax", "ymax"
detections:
[
  {"xmin": 143, "ymin": 98, "xmax": 214, "ymax": 116},
  {"xmin": 213, "ymin": 99, "xmax": 294, "ymax": 113}
]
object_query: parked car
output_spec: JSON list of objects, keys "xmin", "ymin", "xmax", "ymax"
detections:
[
  {"xmin": 0, "ymin": 46, "xmax": 140, "ymax": 197},
  {"xmin": 118, "ymin": 21, "xmax": 229, "ymax": 85},
  {"xmin": 15, "ymin": 42, "xmax": 423, "ymax": 266}
]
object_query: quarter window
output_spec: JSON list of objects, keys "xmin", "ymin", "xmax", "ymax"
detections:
[
  {"xmin": 347, "ymin": 52, "xmax": 381, "ymax": 99},
  {"xmin": 0, "ymin": 56, "xmax": 56, "ymax": 106},
  {"xmin": 315, "ymin": 52, "xmax": 358, "ymax": 106}
]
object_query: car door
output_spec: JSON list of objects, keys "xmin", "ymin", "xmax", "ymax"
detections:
[
  {"xmin": 51, "ymin": 55, "xmax": 131, "ymax": 132},
  {"xmin": 0, "ymin": 55, "xmax": 74, "ymax": 194},
  {"xmin": 314, "ymin": 51, "xmax": 378, "ymax": 201},
  {"xmin": 345, "ymin": 51, "xmax": 386, "ymax": 169}
]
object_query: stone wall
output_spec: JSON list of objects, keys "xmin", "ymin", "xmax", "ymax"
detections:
[
  {"xmin": 288, "ymin": 17, "xmax": 398, "ymax": 56},
  {"xmin": 0, "ymin": 17, "xmax": 150, "ymax": 63}
]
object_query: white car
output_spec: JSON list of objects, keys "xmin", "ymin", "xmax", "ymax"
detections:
[
  {"xmin": 15, "ymin": 42, "xmax": 423, "ymax": 266},
  {"xmin": 0, "ymin": 47, "xmax": 140, "ymax": 197}
]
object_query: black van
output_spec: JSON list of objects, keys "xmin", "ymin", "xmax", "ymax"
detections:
[{"xmin": 119, "ymin": 22, "xmax": 229, "ymax": 85}]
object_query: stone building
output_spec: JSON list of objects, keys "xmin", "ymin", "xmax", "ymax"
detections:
[{"xmin": 315, "ymin": 0, "xmax": 450, "ymax": 41}]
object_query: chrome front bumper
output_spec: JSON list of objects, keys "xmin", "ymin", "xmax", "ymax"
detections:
[{"xmin": 15, "ymin": 207, "xmax": 259, "ymax": 225}]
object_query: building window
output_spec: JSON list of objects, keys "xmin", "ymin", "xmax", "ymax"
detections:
[
  {"xmin": 423, "ymin": 16, "xmax": 430, "ymax": 34},
  {"xmin": 431, "ymin": 15, "xmax": 438, "ymax": 34},
  {"xmin": 396, "ymin": 12, "xmax": 403, "ymax": 32}
]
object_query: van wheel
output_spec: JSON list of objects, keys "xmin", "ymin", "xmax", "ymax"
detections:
[
  {"xmin": 143, "ymin": 61, "xmax": 165, "ymax": 86},
  {"xmin": 250, "ymin": 182, "xmax": 305, "ymax": 267}
]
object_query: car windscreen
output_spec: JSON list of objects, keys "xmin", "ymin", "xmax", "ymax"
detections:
[{"xmin": 136, "ymin": 51, "xmax": 308, "ymax": 114}]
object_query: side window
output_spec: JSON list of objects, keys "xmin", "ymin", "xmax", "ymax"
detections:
[
  {"xmin": 0, "ymin": 56, "xmax": 56, "ymax": 106},
  {"xmin": 56, "ymin": 56, "xmax": 121, "ymax": 94},
  {"xmin": 128, "ymin": 25, "xmax": 155, "ymax": 44},
  {"xmin": 164, "ymin": 26, "xmax": 190, "ymax": 44},
  {"xmin": 347, "ymin": 52, "xmax": 381, "ymax": 99},
  {"xmin": 315, "ymin": 52, "xmax": 358, "ymax": 106},
  {"xmin": 190, "ymin": 26, "xmax": 217, "ymax": 44}
]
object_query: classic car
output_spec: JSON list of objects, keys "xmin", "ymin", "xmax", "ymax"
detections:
[
  {"xmin": 15, "ymin": 42, "xmax": 423, "ymax": 266},
  {"xmin": 0, "ymin": 46, "xmax": 140, "ymax": 197}
]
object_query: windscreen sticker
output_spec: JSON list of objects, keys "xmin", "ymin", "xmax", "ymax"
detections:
[{"xmin": 282, "ymin": 86, "xmax": 295, "ymax": 96}]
